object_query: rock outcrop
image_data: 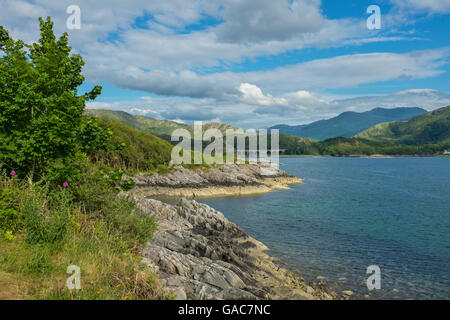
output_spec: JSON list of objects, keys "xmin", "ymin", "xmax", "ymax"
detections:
[
  {"xmin": 129, "ymin": 164, "xmax": 303, "ymax": 198},
  {"xmin": 131, "ymin": 196, "xmax": 336, "ymax": 300}
]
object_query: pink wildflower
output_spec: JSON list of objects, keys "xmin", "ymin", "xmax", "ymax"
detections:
[
  {"xmin": 10, "ymin": 171, "xmax": 16, "ymax": 176},
  {"xmin": 62, "ymin": 182, "xmax": 69, "ymax": 188}
]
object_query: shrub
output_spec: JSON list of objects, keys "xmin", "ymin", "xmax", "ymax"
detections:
[
  {"xmin": 69, "ymin": 162, "xmax": 156, "ymax": 247},
  {"xmin": 78, "ymin": 118, "xmax": 111, "ymax": 155},
  {"xmin": 24, "ymin": 187, "xmax": 72, "ymax": 246},
  {"xmin": 89, "ymin": 118, "xmax": 172, "ymax": 171},
  {"xmin": 0, "ymin": 178, "xmax": 24, "ymax": 234}
]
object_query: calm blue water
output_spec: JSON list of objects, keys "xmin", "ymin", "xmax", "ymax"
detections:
[{"xmin": 201, "ymin": 157, "xmax": 450, "ymax": 299}]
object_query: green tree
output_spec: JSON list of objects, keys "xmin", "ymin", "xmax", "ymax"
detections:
[{"xmin": 0, "ymin": 17, "xmax": 101, "ymax": 179}]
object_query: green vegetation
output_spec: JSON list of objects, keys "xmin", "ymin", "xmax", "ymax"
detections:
[
  {"xmin": 85, "ymin": 109, "xmax": 238, "ymax": 143},
  {"xmin": 88, "ymin": 118, "xmax": 173, "ymax": 171},
  {"xmin": 317, "ymin": 137, "xmax": 448, "ymax": 156},
  {"xmin": 85, "ymin": 109, "xmax": 190, "ymax": 141},
  {"xmin": 276, "ymin": 134, "xmax": 449, "ymax": 157},
  {"xmin": 0, "ymin": 18, "xmax": 101, "ymax": 181},
  {"xmin": 0, "ymin": 18, "xmax": 168, "ymax": 299},
  {"xmin": 0, "ymin": 160, "xmax": 164, "ymax": 299},
  {"xmin": 271, "ymin": 107, "xmax": 426, "ymax": 141},
  {"xmin": 278, "ymin": 134, "xmax": 320, "ymax": 155},
  {"xmin": 269, "ymin": 107, "xmax": 450, "ymax": 156},
  {"xmin": 0, "ymin": 15, "xmax": 446, "ymax": 301},
  {"xmin": 356, "ymin": 105, "xmax": 450, "ymax": 145},
  {"xmin": 87, "ymin": 108, "xmax": 450, "ymax": 157}
]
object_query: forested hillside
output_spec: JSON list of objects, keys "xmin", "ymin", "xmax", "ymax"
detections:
[{"xmin": 356, "ymin": 105, "xmax": 450, "ymax": 145}]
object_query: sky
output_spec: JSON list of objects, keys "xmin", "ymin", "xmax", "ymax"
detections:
[{"xmin": 1, "ymin": 0, "xmax": 450, "ymax": 128}]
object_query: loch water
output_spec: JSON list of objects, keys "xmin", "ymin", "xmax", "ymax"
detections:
[{"xmin": 202, "ymin": 157, "xmax": 450, "ymax": 299}]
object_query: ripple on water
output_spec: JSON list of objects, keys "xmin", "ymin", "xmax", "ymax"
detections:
[{"xmin": 202, "ymin": 157, "xmax": 450, "ymax": 299}]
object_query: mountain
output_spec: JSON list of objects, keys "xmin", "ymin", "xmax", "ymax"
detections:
[
  {"xmin": 84, "ymin": 109, "xmax": 191, "ymax": 139},
  {"xmin": 275, "ymin": 105, "xmax": 450, "ymax": 156},
  {"xmin": 356, "ymin": 105, "xmax": 450, "ymax": 145},
  {"xmin": 270, "ymin": 107, "xmax": 427, "ymax": 141},
  {"xmin": 86, "ymin": 107, "xmax": 449, "ymax": 157},
  {"xmin": 85, "ymin": 109, "xmax": 238, "ymax": 142}
]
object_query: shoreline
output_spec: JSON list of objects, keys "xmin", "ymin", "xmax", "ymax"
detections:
[
  {"xmin": 280, "ymin": 154, "xmax": 450, "ymax": 158},
  {"xmin": 128, "ymin": 164, "xmax": 343, "ymax": 300},
  {"xmin": 129, "ymin": 164, "xmax": 303, "ymax": 199},
  {"xmin": 131, "ymin": 176, "xmax": 303, "ymax": 198},
  {"xmin": 130, "ymin": 195, "xmax": 339, "ymax": 300}
]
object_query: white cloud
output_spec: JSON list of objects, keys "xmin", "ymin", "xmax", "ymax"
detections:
[
  {"xmin": 171, "ymin": 119, "xmax": 185, "ymax": 124},
  {"xmin": 84, "ymin": 48, "xmax": 449, "ymax": 100},
  {"xmin": 86, "ymin": 89, "xmax": 450, "ymax": 129},
  {"xmin": 216, "ymin": 0, "xmax": 323, "ymax": 43},
  {"xmin": 331, "ymin": 89, "xmax": 450, "ymax": 113},
  {"xmin": 238, "ymin": 83, "xmax": 287, "ymax": 106},
  {"xmin": 2, "ymin": 1, "xmax": 450, "ymax": 129},
  {"xmin": 2, "ymin": 0, "xmax": 429, "ymax": 101},
  {"xmin": 244, "ymin": 48, "xmax": 449, "ymax": 94},
  {"xmin": 129, "ymin": 107, "xmax": 159, "ymax": 116},
  {"xmin": 391, "ymin": 0, "xmax": 450, "ymax": 14}
]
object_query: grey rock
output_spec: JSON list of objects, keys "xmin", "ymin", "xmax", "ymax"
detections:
[
  {"xmin": 132, "ymin": 164, "xmax": 292, "ymax": 189},
  {"xmin": 132, "ymin": 195, "xmax": 330, "ymax": 300}
]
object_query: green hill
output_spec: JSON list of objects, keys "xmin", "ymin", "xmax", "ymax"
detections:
[
  {"xmin": 278, "ymin": 134, "xmax": 320, "ymax": 155},
  {"xmin": 356, "ymin": 105, "xmax": 450, "ymax": 145},
  {"xmin": 86, "ymin": 108, "xmax": 450, "ymax": 157},
  {"xmin": 85, "ymin": 109, "xmax": 238, "ymax": 142},
  {"xmin": 86, "ymin": 117, "xmax": 173, "ymax": 170},
  {"xmin": 85, "ymin": 109, "xmax": 190, "ymax": 139},
  {"xmin": 271, "ymin": 107, "xmax": 427, "ymax": 141}
]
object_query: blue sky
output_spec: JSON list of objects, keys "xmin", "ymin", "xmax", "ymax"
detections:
[{"xmin": 2, "ymin": 0, "xmax": 450, "ymax": 127}]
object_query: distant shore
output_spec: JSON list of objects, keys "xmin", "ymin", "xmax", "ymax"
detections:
[{"xmin": 280, "ymin": 154, "xmax": 450, "ymax": 158}]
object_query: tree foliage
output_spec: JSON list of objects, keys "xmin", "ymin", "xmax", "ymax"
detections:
[{"xmin": 0, "ymin": 17, "xmax": 102, "ymax": 178}]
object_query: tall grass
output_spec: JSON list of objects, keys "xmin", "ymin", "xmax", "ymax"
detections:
[{"xmin": 0, "ymin": 159, "xmax": 164, "ymax": 300}]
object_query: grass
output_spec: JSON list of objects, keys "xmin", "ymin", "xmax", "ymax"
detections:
[
  {"xmin": 0, "ymin": 116, "xmax": 217, "ymax": 300},
  {"xmin": 0, "ymin": 159, "xmax": 166, "ymax": 300}
]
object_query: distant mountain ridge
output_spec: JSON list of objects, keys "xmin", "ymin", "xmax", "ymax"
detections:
[
  {"xmin": 356, "ymin": 105, "xmax": 450, "ymax": 145},
  {"xmin": 270, "ymin": 107, "xmax": 427, "ymax": 141},
  {"xmin": 85, "ymin": 106, "xmax": 450, "ymax": 156}
]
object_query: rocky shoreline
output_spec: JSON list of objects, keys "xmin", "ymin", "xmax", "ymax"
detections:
[
  {"xmin": 131, "ymin": 196, "xmax": 338, "ymax": 300},
  {"xmin": 129, "ymin": 164, "xmax": 303, "ymax": 198},
  {"xmin": 126, "ymin": 164, "xmax": 341, "ymax": 300}
]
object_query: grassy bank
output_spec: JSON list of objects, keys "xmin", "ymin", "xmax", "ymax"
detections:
[{"xmin": 0, "ymin": 157, "xmax": 169, "ymax": 300}]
